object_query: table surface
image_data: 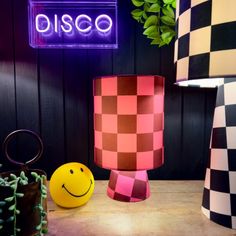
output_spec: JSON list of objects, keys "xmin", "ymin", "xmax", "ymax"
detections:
[{"xmin": 47, "ymin": 181, "xmax": 236, "ymax": 236}]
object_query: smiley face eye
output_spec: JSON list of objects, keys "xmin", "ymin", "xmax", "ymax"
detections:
[
  {"xmin": 70, "ymin": 169, "xmax": 74, "ymax": 174},
  {"xmin": 80, "ymin": 168, "xmax": 84, "ymax": 172}
]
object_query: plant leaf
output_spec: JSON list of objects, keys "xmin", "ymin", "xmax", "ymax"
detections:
[
  {"xmin": 163, "ymin": 0, "xmax": 175, "ymax": 4},
  {"xmin": 10, "ymin": 174, "xmax": 17, "ymax": 180},
  {"xmin": 132, "ymin": 15, "xmax": 141, "ymax": 22},
  {"xmin": 172, "ymin": 0, "xmax": 176, "ymax": 9},
  {"xmin": 4, "ymin": 196, "xmax": 14, "ymax": 202},
  {"xmin": 147, "ymin": 3, "xmax": 161, "ymax": 12},
  {"xmin": 159, "ymin": 40, "xmax": 167, "ymax": 47},
  {"xmin": 131, "ymin": 0, "xmax": 144, "ymax": 7},
  {"xmin": 16, "ymin": 193, "xmax": 24, "ymax": 198},
  {"xmin": 131, "ymin": 9, "xmax": 143, "ymax": 17},
  {"xmin": 145, "ymin": 0, "xmax": 157, "ymax": 3},
  {"xmin": 161, "ymin": 32, "xmax": 173, "ymax": 44},
  {"xmin": 144, "ymin": 15, "xmax": 158, "ymax": 28},
  {"xmin": 162, "ymin": 6, "xmax": 175, "ymax": 18},
  {"xmin": 143, "ymin": 25, "xmax": 157, "ymax": 35},
  {"xmin": 20, "ymin": 171, "xmax": 26, "ymax": 178},
  {"xmin": 42, "ymin": 220, "xmax": 47, "ymax": 225},
  {"xmin": 147, "ymin": 31, "xmax": 160, "ymax": 39},
  {"xmin": 6, "ymin": 216, "xmax": 14, "ymax": 222},
  {"xmin": 142, "ymin": 11, "xmax": 148, "ymax": 20},
  {"xmin": 151, "ymin": 38, "xmax": 162, "ymax": 45},
  {"xmin": 8, "ymin": 205, "xmax": 15, "ymax": 211},
  {"xmin": 42, "ymin": 228, "xmax": 48, "ymax": 234},
  {"xmin": 160, "ymin": 15, "xmax": 175, "ymax": 26},
  {"xmin": 0, "ymin": 219, "xmax": 4, "ymax": 224},
  {"xmin": 36, "ymin": 224, "xmax": 41, "ymax": 230}
]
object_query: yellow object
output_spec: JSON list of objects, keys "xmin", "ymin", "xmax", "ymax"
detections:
[{"xmin": 49, "ymin": 162, "xmax": 95, "ymax": 208}]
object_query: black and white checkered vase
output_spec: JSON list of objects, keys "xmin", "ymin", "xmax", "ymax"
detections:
[{"xmin": 175, "ymin": 0, "xmax": 236, "ymax": 229}]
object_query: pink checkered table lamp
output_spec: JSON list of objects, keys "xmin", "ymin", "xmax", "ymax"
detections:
[{"xmin": 93, "ymin": 75, "xmax": 164, "ymax": 202}]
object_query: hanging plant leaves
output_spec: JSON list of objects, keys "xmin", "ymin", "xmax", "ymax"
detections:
[{"xmin": 130, "ymin": 0, "xmax": 176, "ymax": 47}]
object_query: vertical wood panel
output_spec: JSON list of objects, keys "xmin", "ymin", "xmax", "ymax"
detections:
[
  {"xmin": 39, "ymin": 50, "xmax": 65, "ymax": 176},
  {"xmin": 150, "ymin": 43, "xmax": 183, "ymax": 180},
  {"xmin": 13, "ymin": 0, "xmax": 39, "ymax": 130},
  {"xmin": 113, "ymin": 0, "xmax": 135, "ymax": 74},
  {"xmin": 88, "ymin": 50, "xmax": 113, "ymax": 179},
  {"xmin": 135, "ymin": 25, "xmax": 161, "ymax": 75},
  {"xmin": 182, "ymin": 87, "xmax": 205, "ymax": 179},
  {"xmin": 64, "ymin": 50, "xmax": 89, "ymax": 165},
  {"xmin": 13, "ymin": 0, "xmax": 40, "ymax": 165},
  {"xmin": 0, "ymin": 0, "xmax": 16, "ymax": 171}
]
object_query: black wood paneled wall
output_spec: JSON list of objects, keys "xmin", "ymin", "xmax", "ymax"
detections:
[{"xmin": 0, "ymin": 0, "xmax": 216, "ymax": 179}]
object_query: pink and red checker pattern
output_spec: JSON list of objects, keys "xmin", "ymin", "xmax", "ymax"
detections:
[
  {"xmin": 107, "ymin": 170, "xmax": 150, "ymax": 202},
  {"xmin": 94, "ymin": 75, "xmax": 164, "ymax": 171}
]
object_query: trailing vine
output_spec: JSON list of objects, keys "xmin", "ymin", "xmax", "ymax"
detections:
[
  {"xmin": 31, "ymin": 172, "xmax": 48, "ymax": 236},
  {"xmin": 131, "ymin": 0, "xmax": 176, "ymax": 46},
  {"xmin": 0, "ymin": 172, "xmax": 26, "ymax": 235},
  {"xmin": 0, "ymin": 171, "xmax": 48, "ymax": 235},
  {"xmin": 5, "ymin": 174, "xmax": 24, "ymax": 235}
]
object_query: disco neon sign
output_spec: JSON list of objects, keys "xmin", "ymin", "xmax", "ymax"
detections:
[{"xmin": 28, "ymin": 0, "xmax": 118, "ymax": 49}]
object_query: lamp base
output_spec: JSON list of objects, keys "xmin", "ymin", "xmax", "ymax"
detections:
[
  {"xmin": 202, "ymin": 79, "xmax": 236, "ymax": 229},
  {"xmin": 107, "ymin": 170, "xmax": 150, "ymax": 202}
]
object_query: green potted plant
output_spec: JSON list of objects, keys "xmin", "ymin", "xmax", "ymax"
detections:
[
  {"xmin": 131, "ymin": 0, "xmax": 176, "ymax": 46},
  {"xmin": 0, "ymin": 130, "xmax": 48, "ymax": 236}
]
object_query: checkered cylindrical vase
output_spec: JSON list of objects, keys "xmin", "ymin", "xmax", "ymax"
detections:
[
  {"xmin": 202, "ymin": 79, "xmax": 236, "ymax": 229},
  {"xmin": 93, "ymin": 75, "xmax": 164, "ymax": 201}
]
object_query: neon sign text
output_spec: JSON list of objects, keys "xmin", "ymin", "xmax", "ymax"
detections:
[
  {"xmin": 35, "ymin": 14, "xmax": 113, "ymax": 34},
  {"xmin": 28, "ymin": 0, "xmax": 118, "ymax": 49}
]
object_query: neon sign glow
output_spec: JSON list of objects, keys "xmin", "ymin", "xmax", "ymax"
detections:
[{"xmin": 28, "ymin": 0, "xmax": 118, "ymax": 49}]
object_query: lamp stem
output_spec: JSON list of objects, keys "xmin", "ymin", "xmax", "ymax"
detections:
[
  {"xmin": 202, "ymin": 79, "xmax": 236, "ymax": 229},
  {"xmin": 107, "ymin": 170, "xmax": 150, "ymax": 202}
]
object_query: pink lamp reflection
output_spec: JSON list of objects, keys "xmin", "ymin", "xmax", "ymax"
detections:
[{"xmin": 93, "ymin": 75, "xmax": 164, "ymax": 202}]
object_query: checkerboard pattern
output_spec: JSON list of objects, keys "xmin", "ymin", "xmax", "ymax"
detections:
[
  {"xmin": 93, "ymin": 75, "xmax": 164, "ymax": 171},
  {"xmin": 107, "ymin": 170, "xmax": 150, "ymax": 202},
  {"xmin": 202, "ymin": 79, "xmax": 236, "ymax": 229},
  {"xmin": 175, "ymin": 0, "xmax": 236, "ymax": 84}
]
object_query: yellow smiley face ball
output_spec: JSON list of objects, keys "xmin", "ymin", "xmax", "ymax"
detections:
[{"xmin": 49, "ymin": 162, "xmax": 95, "ymax": 208}]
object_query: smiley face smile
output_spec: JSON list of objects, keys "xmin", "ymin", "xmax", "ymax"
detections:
[{"xmin": 62, "ymin": 179, "xmax": 92, "ymax": 198}]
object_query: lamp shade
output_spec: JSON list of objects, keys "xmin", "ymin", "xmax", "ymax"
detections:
[
  {"xmin": 175, "ymin": 0, "xmax": 236, "ymax": 87},
  {"xmin": 93, "ymin": 75, "xmax": 164, "ymax": 201},
  {"xmin": 94, "ymin": 75, "xmax": 164, "ymax": 170}
]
